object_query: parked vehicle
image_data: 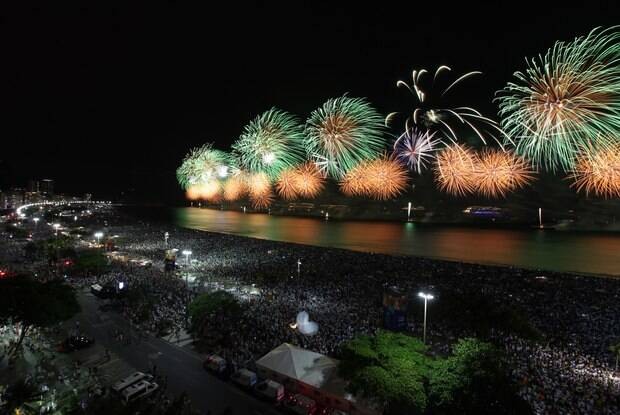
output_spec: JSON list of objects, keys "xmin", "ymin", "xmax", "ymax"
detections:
[
  {"xmin": 112, "ymin": 372, "xmax": 154, "ymax": 394},
  {"xmin": 284, "ymin": 394, "xmax": 317, "ymax": 415},
  {"xmin": 121, "ymin": 380, "xmax": 159, "ymax": 404},
  {"xmin": 203, "ymin": 354, "xmax": 228, "ymax": 376},
  {"xmin": 231, "ymin": 368, "xmax": 257, "ymax": 388},
  {"xmin": 254, "ymin": 379, "xmax": 285, "ymax": 403},
  {"xmin": 58, "ymin": 335, "xmax": 94, "ymax": 352}
]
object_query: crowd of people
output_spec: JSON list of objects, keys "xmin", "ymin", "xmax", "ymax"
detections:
[{"xmin": 7, "ymin": 207, "xmax": 616, "ymax": 414}]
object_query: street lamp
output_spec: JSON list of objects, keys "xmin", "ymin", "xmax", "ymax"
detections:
[
  {"xmin": 33, "ymin": 217, "xmax": 40, "ymax": 227},
  {"xmin": 164, "ymin": 232, "xmax": 169, "ymax": 246},
  {"xmin": 94, "ymin": 232, "xmax": 103, "ymax": 245},
  {"xmin": 297, "ymin": 259, "xmax": 301, "ymax": 277},
  {"xmin": 53, "ymin": 223, "xmax": 60, "ymax": 237},
  {"xmin": 418, "ymin": 292, "xmax": 434, "ymax": 344},
  {"xmin": 182, "ymin": 250, "xmax": 192, "ymax": 266}
]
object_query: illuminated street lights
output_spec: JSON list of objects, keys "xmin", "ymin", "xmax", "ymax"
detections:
[
  {"xmin": 297, "ymin": 259, "xmax": 301, "ymax": 277},
  {"xmin": 164, "ymin": 232, "xmax": 169, "ymax": 246},
  {"xmin": 33, "ymin": 217, "xmax": 40, "ymax": 228},
  {"xmin": 53, "ymin": 223, "xmax": 60, "ymax": 237},
  {"xmin": 94, "ymin": 232, "xmax": 103, "ymax": 245},
  {"xmin": 418, "ymin": 292, "xmax": 434, "ymax": 344},
  {"xmin": 182, "ymin": 250, "xmax": 192, "ymax": 266}
]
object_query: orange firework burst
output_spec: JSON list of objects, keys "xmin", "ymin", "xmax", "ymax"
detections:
[
  {"xmin": 475, "ymin": 149, "xmax": 535, "ymax": 198},
  {"xmin": 340, "ymin": 156, "xmax": 407, "ymax": 200},
  {"xmin": 186, "ymin": 185, "xmax": 202, "ymax": 201},
  {"xmin": 339, "ymin": 163, "xmax": 368, "ymax": 197},
  {"xmin": 248, "ymin": 172, "xmax": 274, "ymax": 208},
  {"xmin": 434, "ymin": 144, "xmax": 478, "ymax": 196},
  {"xmin": 364, "ymin": 156, "xmax": 408, "ymax": 200},
  {"xmin": 275, "ymin": 168, "xmax": 299, "ymax": 200},
  {"xmin": 198, "ymin": 181, "xmax": 222, "ymax": 202},
  {"xmin": 223, "ymin": 176, "xmax": 247, "ymax": 201},
  {"xmin": 293, "ymin": 163, "xmax": 325, "ymax": 198},
  {"xmin": 569, "ymin": 144, "xmax": 620, "ymax": 198}
]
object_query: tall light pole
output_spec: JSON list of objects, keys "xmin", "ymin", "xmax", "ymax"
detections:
[
  {"xmin": 181, "ymin": 249, "xmax": 192, "ymax": 328},
  {"xmin": 297, "ymin": 259, "xmax": 301, "ymax": 277},
  {"xmin": 53, "ymin": 223, "xmax": 60, "ymax": 238},
  {"xmin": 33, "ymin": 217, "xmax": 40, "ymax": 228},
  {"xmin": 164, "ymin": 232, "xmax": 169, "ymax": 246},
  {"xmin": 418, "ymin": 292, "xmax": 434, "ymax": 344},
  {"xmin": 182, "ymin": 250, "xmax": 192, "ymax": 266},
  {"xmin": 94, "ymin": 232, "xmax": 103, "ymax": 245}
]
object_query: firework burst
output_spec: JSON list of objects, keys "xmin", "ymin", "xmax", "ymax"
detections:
[
  {"xmin": 339, "ymin": 156, "xmax": 408, "ymax": 200},
  {"xmin": 293, "ymin": 162, "xmax": 325, "ymax": 198},
  {"xmin": 434, "ymin": 144, "xmax": 478, "ymax": 196},
  {"xmin": 496, "ymin": 26, "xmax": 620, "ymax": 171},
  {"xmin": 305, "ymin": 95, "xmax": 386, "ymax": 179},
  {"xmin": 393, "ymin": 127, "xmax": 442, "ymax": 173},
  {"xmin": 387, "ymin": 66, "xmax": 508, "ymax": 146},
  {"xmin": 233, "ymin": 108, "xmax": 305, "ymax": 179},
  {"xmin": 223, "ymin": 175, "xmax": 247, "ymax": 201},
  {"xmin": 475, "ymin": 149, "xmax": 535, "ymax": 198},
  {"xmin": 176, "ymin": 144, "xmax": 233, "ymax": 189},
  {"xmin": 275, "ymin": 168, "xmax": 300, "ymax": 200},
  {"xmin": 569, "ymin": 143, "xmax": 620, "ymax": 198},
  {"xmin": 247, "ymin": 172, "xmax": 274, "ymax": 208}
]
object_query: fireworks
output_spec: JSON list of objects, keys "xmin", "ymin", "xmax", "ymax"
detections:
[
  {"xmin": 434, "ymin": 144, "xmax": 478, "ymax": 196},
  {"xmin": 387, "ymin": 66, "xmax": 508, "ymax": 146},
  {"xmin": 305, "ymin": 95, "xmax": 386, "ymax": 179},
  {"xmin": 276, "ymin": 163, "xmax": 326, "ymax": 200},
  {"xmin": 232, "ymin": 108, "xmax": 306, "ymax": 179},
  {"xmin": 497, "ymin": 27, "xmax": 620, "ymax": 171},
  {"xmin": 247, "ymin": 172, "xmax": 274, "ymax": 209},
  {"xmin": 275, "ymin": 168, "xmax": 299, "ymax": 200},
  {"xmin": 223, "ymin": 175, "xmax": 247, "ymax": 201},
  {"xmin": 569, "ymin": 144, "xmax": 620, "ymax": 198},
  {"xmin": 475, "ymin": 149, "xmax": 535, "ymax": 198},
  {"xmin": 339, "ymin": 156, "xmax": 408, "ymax": 200},
  {"xmin": 176, "ymin": 144, "xmax": 232, "ymax": 189},
  {"xmin": 293, "ymin": 162, "xmax": 325, "ymax": 198},
  {"xmin": 392, "ymin": 127, "xmax": 442, "ymax": 173}
]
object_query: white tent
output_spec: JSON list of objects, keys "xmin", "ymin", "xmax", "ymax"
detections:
[{"xmin": 255, "ymin": 343, "xmax": 338, "ymax": 389}]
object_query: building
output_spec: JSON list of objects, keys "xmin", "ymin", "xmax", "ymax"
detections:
[
  {"xmin": 39, "ymin": 179, "xmax": 54, "ymax": 195},
  {"xmin": 256, "ymin": 343, "xmax": 379, "ymax": 415}
]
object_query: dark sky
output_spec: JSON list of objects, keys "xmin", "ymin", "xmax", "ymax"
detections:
[{"xmin": 1, "ymin": 1, "xmax": 618, "ymax": 200}]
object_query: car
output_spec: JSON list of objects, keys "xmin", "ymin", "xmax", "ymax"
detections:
[
  {"xmin": 112, "ymin": 372, "xmax": 154, "ymax": 394},
  {"xmin": 254, "ymin": 379, "xmax": 285, "ymax": 403},
  {"xmin": 231, "ymin": 368, "xmax": 257, "ymax": 389},
  {"xmin": 121, "ymin": 380, "xmax": 159, "ymax": 404},
  {"xmin": 203, "ymin": 354, "xmax": 228, "ymax": 377},
  {"xmin": 58, "ymin": 335, "xmax": 94, "ymax": 352}
]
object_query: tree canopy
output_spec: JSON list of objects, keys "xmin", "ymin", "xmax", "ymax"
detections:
[{"xmin": 339, "ymin": 331, "xmax": 529, "ymax": 415}]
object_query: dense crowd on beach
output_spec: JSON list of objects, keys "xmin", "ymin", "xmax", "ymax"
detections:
[{"xmin": 4, "ymin": 207, "xmax": 620, "ymax": 414}]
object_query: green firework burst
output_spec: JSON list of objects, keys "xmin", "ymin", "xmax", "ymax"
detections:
[
  {"xmin": 496, "ymin": 26, "xmax": 620, "ymax": 171},
  {"xmin": 176, "ymin": 144, "xmax": 234, "ymax": 189},
  {"xmin": 304, "ymin": 95, "xmax": 386, "ymax": 179},
  {"xmin": 232, "ymin": 108, "xmax": 306, "ymax": 180}
]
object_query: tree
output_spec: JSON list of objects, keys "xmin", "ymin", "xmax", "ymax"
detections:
[
  {"xmin": 72, "ymin": 249, "xmax": 109, "ymax": 275},
  {"xmin": 339, "ymin": 331, "xmax": 430, "ymax": 414},
  {"xmin": 0, "ymin": 275, "xmax": 80, "ymax": 358},
  {"xmin": 339, "ymin": 332, "xmax": 530, "ymax": 415},
  {"xmin": 189, "ymin": 291, "xmax": 242, "ymax": 341}
]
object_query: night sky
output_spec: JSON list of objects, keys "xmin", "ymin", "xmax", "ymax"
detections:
[{"xmin": 1, "ymin": 1, "xmax": 618, "ymax": 202}]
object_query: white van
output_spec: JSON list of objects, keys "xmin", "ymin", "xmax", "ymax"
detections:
[
  {"xmin": 121, "ymin": 380, "xmax": 159, "ymax": 404},
  {"xmin": 231, "ymin": 368, "xmax": 257, "ymax": 388},
  {"xmin": 254, "ymin": 379, "xmax": 285, "ymax": 403},
  {"xmin": 112, "ymin": 372, "xmax": 153, "ymax": 393}
]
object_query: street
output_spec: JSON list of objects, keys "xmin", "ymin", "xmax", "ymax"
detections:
[{"xmin": 73, "ymin": 289, "xmax": 278, "ymax": 415}]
